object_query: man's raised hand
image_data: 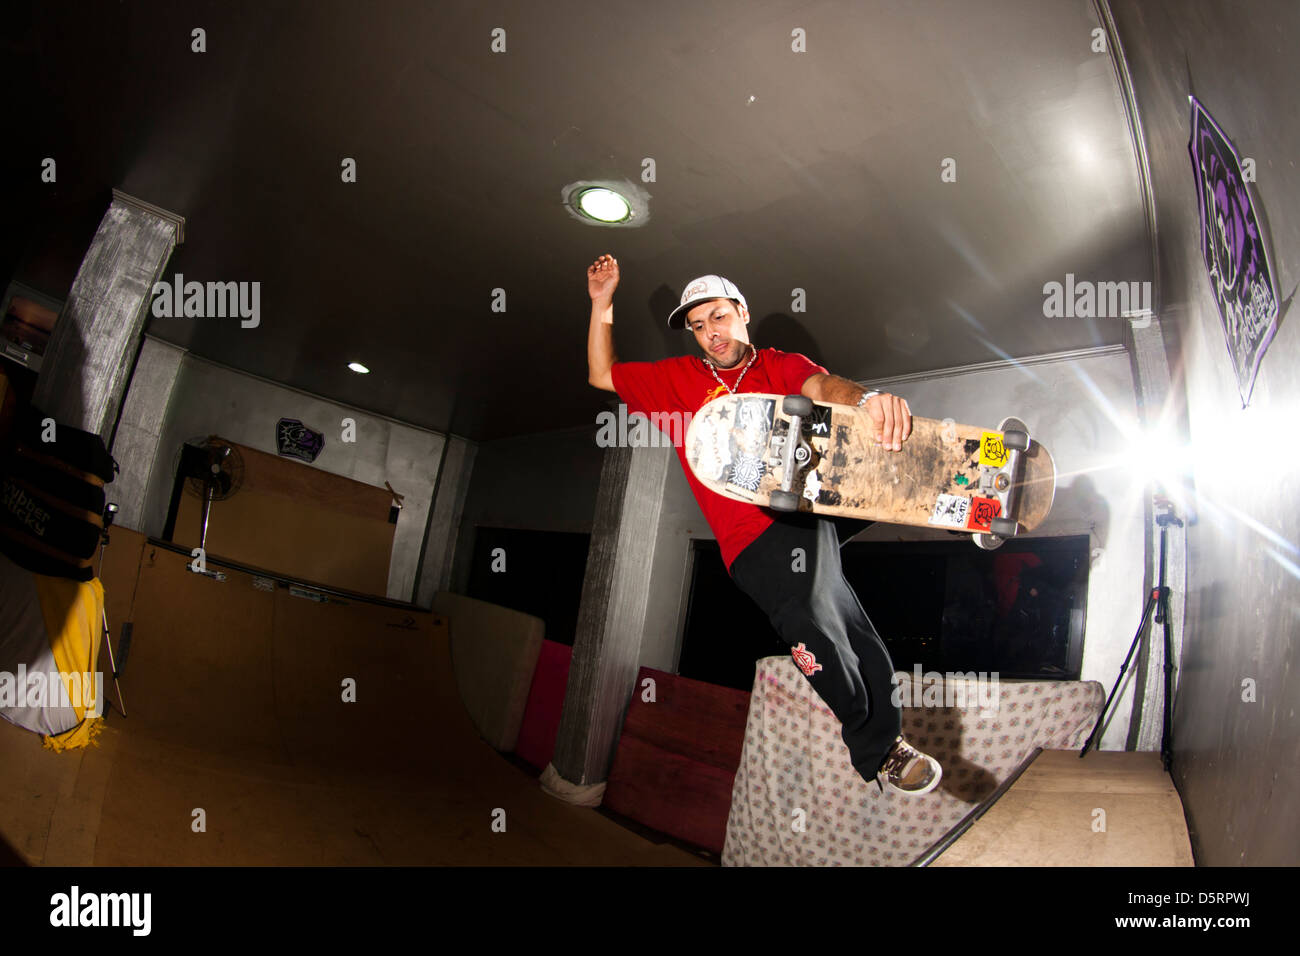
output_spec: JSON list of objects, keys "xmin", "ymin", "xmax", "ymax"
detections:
[{"xmin": 587, "ymin": 254, "xmax": 619, "ymax": 302}]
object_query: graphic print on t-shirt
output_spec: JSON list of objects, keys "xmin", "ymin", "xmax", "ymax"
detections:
[{"xmin": 701, "ymin": 382, "xmax": 730, "ymax": 405}]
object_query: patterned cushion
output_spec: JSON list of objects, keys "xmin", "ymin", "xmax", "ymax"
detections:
[{"xmin": 722, "ymin": 658, "xmax": 1104, "ymax": 866}]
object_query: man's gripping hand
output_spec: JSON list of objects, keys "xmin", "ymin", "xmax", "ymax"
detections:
[
  {"xmin": 859, "ymin": 391, "xmax": 912, "ymax": 452},
  {"xmin": 801, "ymin": 373, "xmax": 911, "ymax": 452}
]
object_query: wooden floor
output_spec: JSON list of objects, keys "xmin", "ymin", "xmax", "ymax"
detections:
[
  {"xmin": 932, "ymin": 749, "xmax": 1194, "ymax": 866},
  {"xmin": 1, "ymin": 537, "xmax": 707, "ymax": 866},
  {"xmin": 2, "ymin": 530, "xmax": 1193, "ymax": 868}
]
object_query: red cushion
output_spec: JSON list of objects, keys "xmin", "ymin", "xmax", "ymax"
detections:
[
  {"xmin": 604, "ymin": 667, "xmax": 751, "ymax": 854},
  {"xmin": 514, "ymin": 640, "xmax": 572, "ymax": 769}
]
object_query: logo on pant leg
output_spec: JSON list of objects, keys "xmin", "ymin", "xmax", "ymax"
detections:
[{"xmin": 791, "ymin": 643, "xmax": 823, "ymax": 676}]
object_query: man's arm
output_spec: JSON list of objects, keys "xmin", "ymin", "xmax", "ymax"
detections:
[
  {"xmin": 802, "ymin": 372, "xmax": 912, "ymax": 451},
  {"xmin": 587, "ymin": 254, "xmax": 619, "ymax": 392}
]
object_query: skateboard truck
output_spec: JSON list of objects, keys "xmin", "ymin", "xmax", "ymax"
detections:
[
  {"xmin": 769, "ymin": 395, "xmax": 815, "ymax": 512},
  {"xmin": 974, "ymin": 419, "xmax": 1032, "ymax": 550}
]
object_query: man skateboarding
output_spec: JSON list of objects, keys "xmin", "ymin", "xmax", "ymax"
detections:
[{"xmin": 585, "ymin": 253, "xmax": 942, "ymax": 796}]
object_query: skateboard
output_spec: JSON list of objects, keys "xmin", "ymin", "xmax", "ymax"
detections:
[{"xmin": 684, "ymin": 393, "xmax": 1055, "ymax": 548}]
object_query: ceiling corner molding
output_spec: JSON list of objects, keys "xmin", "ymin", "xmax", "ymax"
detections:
[
  {"xmin": 1093, "ymin": 0, "xmax": 1160, "ymax": 317},
  {"xmin": 111, "ymin": 188, "xmax": 186, "ymax": 245},
  {"xmin": 860, "ymin": 344, "xmax": 1129, "ymax": 390}
]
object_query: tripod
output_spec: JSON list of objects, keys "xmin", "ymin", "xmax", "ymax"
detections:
[
  {"xmin": 1080, "ymin": 496, "xmax": 1181, "ymax": 769},
  {"xmin": 97, "ymin": 502, "xmax": 128, "ymax": 718}
]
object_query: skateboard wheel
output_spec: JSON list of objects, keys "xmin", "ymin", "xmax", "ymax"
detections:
[
  {"xmin": 974, "ymin": 533, "xmax": 1005, "ymax": 551},
  {"xmin": 1002, "ymin": 429, "xmax": 1030, "ymax": 452},
  {"xmin": 782, "ymin": 395, "xmax": 813, "ymax": 417},
  {"xmin": 989, "ymin": 517, "xmax": 1018, "ymax": 537},
  {"xmin": 769, "ymin": 490, "xmax": 800, "ymax": 512}
]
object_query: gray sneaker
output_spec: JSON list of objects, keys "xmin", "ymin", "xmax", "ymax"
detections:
[{"xmin": 876, "ymin": 736, "xmax": 942, "ymax": 796}]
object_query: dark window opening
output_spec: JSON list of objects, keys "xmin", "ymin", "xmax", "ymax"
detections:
[
  {"xmin": 464, "ymin": 527, "xmax": 590, "ymax": 646},
  {"xmin": 680, "ymin": 534, "xmax": 1089, "ymax": 691}
]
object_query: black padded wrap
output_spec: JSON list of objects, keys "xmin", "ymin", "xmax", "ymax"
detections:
[
  {"xmin": 3, "ymin": 452, "xmax": 108, "ymax": 516},
  {"xmin": 0, "ymin": 409, "xmax": 115, "ymax": 580},
  {"xmin": 12, "ymin": 407, "xmax": 116, "ymax": 483}
]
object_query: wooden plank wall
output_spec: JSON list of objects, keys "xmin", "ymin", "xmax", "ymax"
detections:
[{"xmin": 170, "ymin": 438, "xmax": 396, "ymax": 596}]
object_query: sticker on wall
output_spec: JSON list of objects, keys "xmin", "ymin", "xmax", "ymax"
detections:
[
  {"xmin": 966, "ymin": 496, "xmax": 1002, "ymax": 532},
  {"xmin": 979, "ymin": 431, "xmax": 1009, "ymax": 468},
  {"xmin": 276, "ymin": 418, "xmax": 325, "ymax": 463},
  {"xmin": 1189, "ymin": 95, "xmax": 1286, "ymax": 406},
  {"xmin": 928, "ymin": 493, "xmax": 970, "ymax": 528}
]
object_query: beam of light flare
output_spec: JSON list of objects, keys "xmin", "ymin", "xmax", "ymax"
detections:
[
  {"xmin": 936, "ymin": 223, "xmax": 999, "ymax": 288},
  {"xmin": 1266, "ymin": 548, "xmax": 1300, "ymax": 583},
  {"xmin": 947, "ymin": 300, "xmax": 1046, "ymax": 386},
  {"xmin": 1062, "ymin": 376, "xmax": 1299, "ymax": 565},
  {"xmin": 1191, "ymin": 492, "xmax": 1299, "ymax": 559},
  {"xmin": 1054, "ymin": 365, "xmax": 1201, "ymax": 508}
]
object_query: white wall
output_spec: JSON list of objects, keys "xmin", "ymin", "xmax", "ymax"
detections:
[
  {"xmin": 1111, "ymin": 0, "xmax": 1300, "ymax": 865},
  {"xmin": 138, "ymin": 351, "xmax": 451, "ymax": 602}
]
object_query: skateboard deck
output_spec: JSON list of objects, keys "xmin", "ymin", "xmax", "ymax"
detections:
[{"xmin": 684, "ymin": 393, "xmax": 1055, "ymax": 542}]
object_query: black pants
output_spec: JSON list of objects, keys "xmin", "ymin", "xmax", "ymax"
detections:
[{"xmin": 729, "ymin": 515, "xmax": 900, "ymax": 784}]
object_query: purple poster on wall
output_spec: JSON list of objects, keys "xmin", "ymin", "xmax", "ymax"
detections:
[
  {"xmin": 276, "ymin": 418, "xmax": 325, "ymax": 463},
  {"xmin": 1188, "ymin": 95, "xmax": 1280, "ymax": 405}
]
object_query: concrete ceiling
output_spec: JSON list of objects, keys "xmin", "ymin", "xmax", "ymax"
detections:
[{"xmin": 5, "ymin": 0, "xmax": 1149, "ymax": 441}]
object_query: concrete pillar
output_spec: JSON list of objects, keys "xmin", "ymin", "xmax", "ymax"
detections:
[
  {"xmin": 544, "ymin": 442, "xmax": 672, "ymax": 800},
  {"xmin": 106, "ymin": 336, "xmax": 186, "ymax": 534},
  {"xmin": 34, "ymin": 190, "xmax": 183, "ymax": 440},
  {"xmin": 415, "ymin": 435, "xmax": 478, "ymax": 607}
]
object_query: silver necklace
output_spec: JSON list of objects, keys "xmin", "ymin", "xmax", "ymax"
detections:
[{"xmin": 704, "ymin": 344, "xmax": 757, "ymax": 393}]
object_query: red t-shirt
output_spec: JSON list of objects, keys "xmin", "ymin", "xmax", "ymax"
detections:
[{"xmin": 611, "ymin": 347, "xmax": 827, "ymax": 573}]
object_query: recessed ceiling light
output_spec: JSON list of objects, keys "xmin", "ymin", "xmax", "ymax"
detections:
[
  {"xmin": 562, "ymin": 180, "xmax": 648, "ymax": 228},
  {"xmin": 575, "ymin": 187, "xmax": 632, "ymax": 223},
  {"xmin": 348, "ymin": 362, "xmax": 369, "ymax": 374}
]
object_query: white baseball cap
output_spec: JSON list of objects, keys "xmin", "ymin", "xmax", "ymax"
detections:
[{"xmin": 667, "ymin": 274, "xmax": 749, "ymax": 329}]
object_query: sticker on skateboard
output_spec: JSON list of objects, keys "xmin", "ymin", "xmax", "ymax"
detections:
[
  {"xmin": 965, "ymin": 496, "xmax": 1003, "ymax": 532},
  {"xmin": 929, "ymin": 494, "xmax": 970, "ymax": 528},
  {"xmin": 979, "ymin": 431, "xmax": 1010, "ymax": 468}
]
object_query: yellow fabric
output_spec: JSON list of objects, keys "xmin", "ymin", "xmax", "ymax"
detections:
[{"xmin": 33, "ymin": 575, "xmax": 105, "ymax": 751}]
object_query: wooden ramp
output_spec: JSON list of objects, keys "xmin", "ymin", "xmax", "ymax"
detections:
[
  {"xmin": 0, "ymin": 533, "xmax": 707, "ymax": 866},
  {"xmin": 924, "ymin": 749, "xmax": 1194, "ymax": 866}
]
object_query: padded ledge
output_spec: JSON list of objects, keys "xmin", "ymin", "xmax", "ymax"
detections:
[
  {"xmin": 432, "ymin": 592, "xmax": 544, "ymax": 752},
  {"xmin": 604, "ymin": 667, "xmax": 752, "ymax": 854}
]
